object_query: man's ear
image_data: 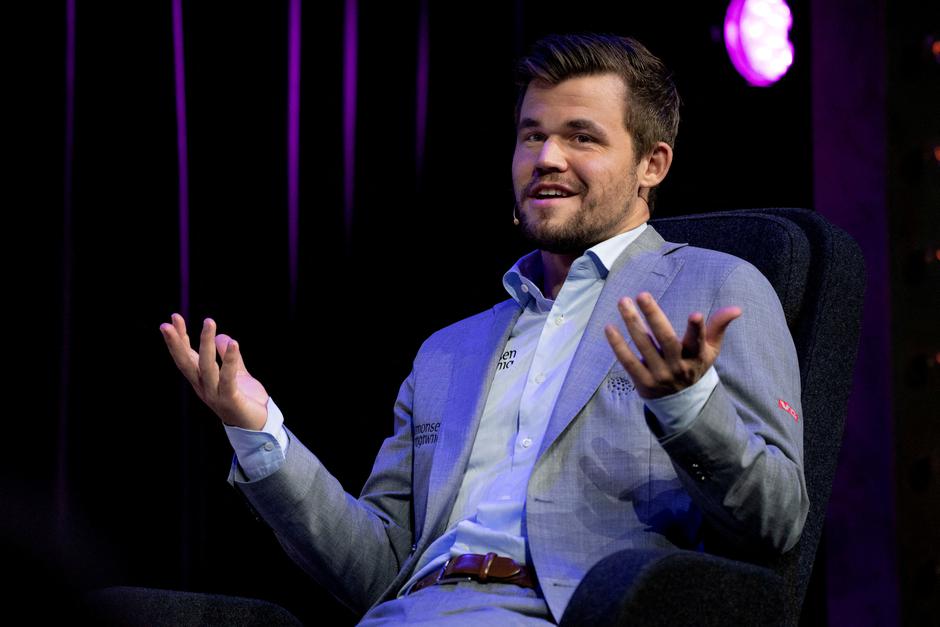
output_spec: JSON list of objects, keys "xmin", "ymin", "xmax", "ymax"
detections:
[{"xmin": 637, "ymin": 141, "xmax": 673, "ymax": 190}]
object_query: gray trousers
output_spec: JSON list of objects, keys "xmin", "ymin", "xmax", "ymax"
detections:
[{"xmin": 357, "ymin": 581, "xmax": 555, "ymax": 626}]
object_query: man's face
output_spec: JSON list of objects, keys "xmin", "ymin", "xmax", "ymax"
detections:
[{"xmin": 512, "ymin": 73, "xmax": 646, "ymax": 255}]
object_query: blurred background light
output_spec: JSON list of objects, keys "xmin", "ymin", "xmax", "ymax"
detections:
[{"xmin": 725, "ymin": 0, "xmax": 794, "ymax": 86}]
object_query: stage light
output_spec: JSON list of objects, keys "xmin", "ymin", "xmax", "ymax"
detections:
[{"xmin": 724, "ymin": 0, "xmax": 794, "ymax": 87}]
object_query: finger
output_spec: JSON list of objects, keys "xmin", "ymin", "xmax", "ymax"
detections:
[
  {"xmin": 171, "ymin": 313, "xmax": 192, "ymax": 348},
  {"xmin": 704, "ymin": 306, "xmax": 743, "ymax": 352},
  {"xmin": 216, "ymin": 333, "xmax": 230, "ymax": 361},
  {"xmin": 635, "ymin": 292, "xmax": 682, "ymax": 361},
  {"xmin": 170, "ymin": 314, "xmax": 200, "ymax": 369},
  {"xmin": 199, "ymin": 318, "xmax": 220, "ymax": 397},
  {"xmin": 171, "ymin": 311, "xmax": 185, "ymax": 333},
  {"xmin": 679, "ymin": 312, "xmax": 706, "ymax": 359},
  {"xmin": 219, "ymin": 339, "xmax": 239, "ymax": 399},
  {"xmin": 617, "ymin": 297, "xmax": 667, "ymax": 373},
  {"xmin": 160, "ymin": 316, "xmax": 199, "ymax": 383},
  {"xmin": 604, "ymin": 324, "xmax": 655, "ymax": 389}
]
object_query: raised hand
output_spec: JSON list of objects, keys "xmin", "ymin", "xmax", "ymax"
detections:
[
  {"xmin": 604, "ymin": 292, "xmax": 742, "ymax": 399},
  {"xmin": 159, "ymin": 314, "xmax": 269, "ymax": 430}
]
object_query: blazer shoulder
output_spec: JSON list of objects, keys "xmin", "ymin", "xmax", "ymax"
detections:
[
  {"xmin": 416, "ymin": 298, "xmax": 518, "ymax": 357},
  {"xmin": 643, "ymin": 226, "xmax": 759, "ymax": 284},
  {"xmin": 668, "ymin": 243, "xmax": 769, "ymax": 287},
  {"xmin": 668, "ymin": 241, "xmax": 747, "ymax": 265}
]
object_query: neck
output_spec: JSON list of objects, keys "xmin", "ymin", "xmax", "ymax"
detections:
[
  {"xmin": 540, "ymin": 251, "xmax": 579, "ymax": 300},
  {"xmin": 539, "ymin": 206, "xmax": 649, "ymax": 300}
]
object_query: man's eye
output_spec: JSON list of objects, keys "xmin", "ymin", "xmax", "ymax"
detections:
[
  {"xmin": 523, "ymin": 132, "xmax": 544, "ymax": 142},
  {"xmin": 573, "ymin": 134, "xmax": 594, "ymax": 144}
]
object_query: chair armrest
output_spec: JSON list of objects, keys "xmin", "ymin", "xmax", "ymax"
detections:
[
  {"xmin": 560, "ymin": 549, "xmax": 787, "ymax": 627},
  {"xmin": 85, "ymin": 586, "xmax": 303, "ymax": 626}
]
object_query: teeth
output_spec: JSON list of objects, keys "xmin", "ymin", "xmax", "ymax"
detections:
[{"xmin": 537, "ymin": 189, "xmax": 568, "ymax": 197}]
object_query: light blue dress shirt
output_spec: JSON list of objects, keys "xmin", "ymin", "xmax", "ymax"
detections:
[
  {"xmin": 224, "ymin": 223, "xmax": 719, "ymax": 593},
  {"xmin": 224, "ymin": 399, "xmax": 289, "ymax": 481}
]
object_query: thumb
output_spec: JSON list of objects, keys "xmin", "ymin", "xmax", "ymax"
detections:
[{"xmin": 704, "ymin": 306, "xmax": 742, "ymax": 351}]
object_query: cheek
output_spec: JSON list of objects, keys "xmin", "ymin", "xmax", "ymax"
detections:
[
  {"xmin": 511, "ymin": 150, "xmax": 529, "ymax": 177},
  {"xmin": 512, "ymin": 162, "xmax": 533, "ymax": 194},
  {"xmin": 583, "ymin": 164, "xmax": 626, "ymax": 191}
]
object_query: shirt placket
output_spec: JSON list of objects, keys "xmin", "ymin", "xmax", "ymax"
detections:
[
  {"xmin": 514, "ymin": 306, "xmax": 566, "ymax": 469},
  {"xmin": 513, "ymin": 260, "xmax": 598, "ymax": 471}
]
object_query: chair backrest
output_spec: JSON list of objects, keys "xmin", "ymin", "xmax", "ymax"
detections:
[{"xmin": 649, "ymin": 208, "xmax": 866, "ymax": 621}]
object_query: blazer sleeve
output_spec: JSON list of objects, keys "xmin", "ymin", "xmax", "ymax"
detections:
[
  {"xmin": 226, "ymin": 368, "xmax": 416, "ymax": 614},
  {"xmin": 646, "ymin": 261, "xmax": 810, "ymax": 556}
]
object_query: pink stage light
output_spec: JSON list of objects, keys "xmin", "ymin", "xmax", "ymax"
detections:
[{"xmin": 724, "ymin": 0, "xmax": 794, "ymax": 87}]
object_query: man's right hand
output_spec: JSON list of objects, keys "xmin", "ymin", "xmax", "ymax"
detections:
[{"xmin": 160, "ymin": 314, "xmax": 269, "ymax": 431}]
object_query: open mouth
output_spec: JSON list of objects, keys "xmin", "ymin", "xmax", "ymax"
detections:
[
  {"xmin": 531, "ymin": 190, "xmax": 574, "ymax": 200},
  {"xmin": 527, "ymin": 183, "xmax": 578, "ymax": 205}
]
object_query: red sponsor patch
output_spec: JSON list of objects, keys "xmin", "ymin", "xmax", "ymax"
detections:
[{"xmin": 778, "ymin": 399, "xmax": 799, "ymax": 421}]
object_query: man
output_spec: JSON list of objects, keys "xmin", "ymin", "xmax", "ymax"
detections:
[{"xmin": 161, "ymin": 33, "xmax": 808, "ymax": 625}]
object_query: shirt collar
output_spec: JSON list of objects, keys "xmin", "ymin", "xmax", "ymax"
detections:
[{"xmin": 502, "ymin": 223, "xmax": 648, "ymax": 310}]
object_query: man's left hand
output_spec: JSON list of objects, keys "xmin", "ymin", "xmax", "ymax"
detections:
[{"xmin": 604, "ymin": 292, "xmax": 742, "ymax": 400}]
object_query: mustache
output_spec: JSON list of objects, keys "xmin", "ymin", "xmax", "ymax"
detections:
[{"xmin": 522, "ymin": 177, "xmax": 583, "ymax": 197}]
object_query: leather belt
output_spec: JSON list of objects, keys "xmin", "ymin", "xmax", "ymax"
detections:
[{"xmin": 409, "ymin": 552, "xmax": 535, "ymax": 595}]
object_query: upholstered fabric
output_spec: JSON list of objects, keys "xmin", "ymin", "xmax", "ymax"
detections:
[{"xmin": 560, "ymin": 208, "xmax": 865, "ymax": 626}]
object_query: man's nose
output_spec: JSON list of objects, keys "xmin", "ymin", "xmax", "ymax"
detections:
[{"xmin": 535, "ymin": 137, "xmax": 568, "ymax": 172}]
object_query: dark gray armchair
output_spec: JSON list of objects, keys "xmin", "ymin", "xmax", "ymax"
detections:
[{"xmin": 559, "ymin": 208, "xmax": 865, "ymax": 626}]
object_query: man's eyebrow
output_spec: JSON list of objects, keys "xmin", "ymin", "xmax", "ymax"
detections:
[
  {"xmin": 566, "ymin": 119, "xmax": 609, "ymax": 137},
  {"xmin": 517, "ymin": 117, "xmax": 609, "ymax": 138}
]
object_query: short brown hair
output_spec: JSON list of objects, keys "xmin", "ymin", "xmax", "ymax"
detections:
[{"xmin": 514, "ymin": 33, "xmax": 681, "ymax": 206}]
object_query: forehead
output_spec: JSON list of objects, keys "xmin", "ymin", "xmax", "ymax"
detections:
[{"xmin": 519, "ymin": 73, "xmax": 628, "ymax": 128}]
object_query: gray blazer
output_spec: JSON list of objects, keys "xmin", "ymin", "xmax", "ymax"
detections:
[{"xmin": 228, "ymin": 225, "xmax": 809, "ymax": 622}]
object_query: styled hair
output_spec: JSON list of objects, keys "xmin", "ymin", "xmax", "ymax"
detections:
[{"xmin": 514, "ymin": 33, "xmax": 681, "ymax": 207}]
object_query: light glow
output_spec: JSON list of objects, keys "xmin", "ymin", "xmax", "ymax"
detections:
[
  {"xmin": 172, "ymin": 0, "xmax": 190, "ymax": 319},
  {"xmin": 288, "ymin": 0, "xmax": 300, "ymax": 310},
  {"xmin": 724, "ymin": 0, "xmax": 794, "ymax": 87},
  {"xmin": 416, "ymin": 0, "xmax": 429, "ymax": 180},
  {"xmin": 344, "ymin": 0, "xmax": 358, "ymax": 241}
]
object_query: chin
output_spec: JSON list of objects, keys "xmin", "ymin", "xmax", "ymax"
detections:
[{"xmin": 520, "ymin": 224, "xmax": 591, "ymax": 256}]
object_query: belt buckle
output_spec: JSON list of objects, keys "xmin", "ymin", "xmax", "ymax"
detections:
[
  {"xmin": 438, "ymin": 557, "xmax": 473, "ymax": 586},
  {"xmin": 436, "ymin": 557, "xmax": 452, "ymax": 584}
]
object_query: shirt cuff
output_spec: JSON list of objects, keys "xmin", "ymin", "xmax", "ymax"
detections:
[
  {"xmin": 223, "ymin": 396, "xmax": 290, "ymax": 481},
  {"xmin": 644, "ymin": 366, "xmax": 719, "ymax": 436}
]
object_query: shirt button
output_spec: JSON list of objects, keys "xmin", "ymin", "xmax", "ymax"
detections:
[
  {"xmin": 521, "ymin": 284, "xmax": 529, "ymax": 293},
  {"xmin": 263, "ymin": 442, "xmax": 274, "ymax": 452},
  {"xmin": 554, "ymin": 315, "xmax": 565, "ymax": 326},
  {"xmin": 521, "ymin": 438, "xmax": 533, "ymax": 448},
  {"xmin": 534, "ymin": 373, "xmax": 546, "ymax": 384}
]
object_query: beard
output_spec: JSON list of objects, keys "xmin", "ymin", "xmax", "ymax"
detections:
[{"xmin": 515, "ymin": 187, "xmax": 636, "ymax": 256}]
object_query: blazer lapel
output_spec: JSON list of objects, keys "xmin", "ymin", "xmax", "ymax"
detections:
[
  {"xmin": 536, "ymin": 225, "xmax": 688, "ymax": 460},
  {"xmin": 422, "ymin": 300, "xmax": 523, "ymax": 545}
]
